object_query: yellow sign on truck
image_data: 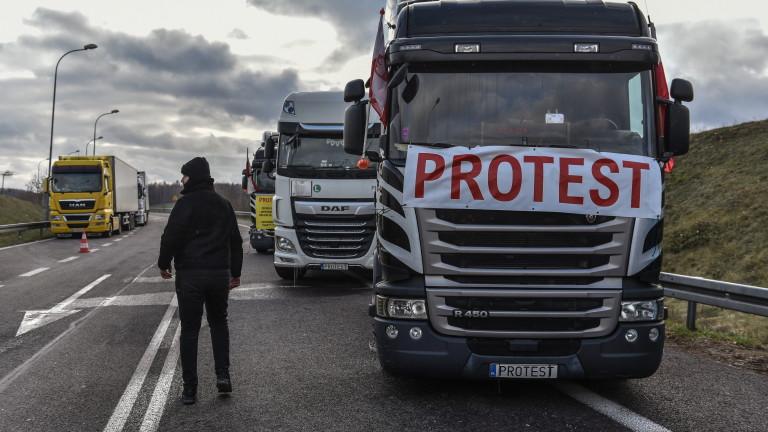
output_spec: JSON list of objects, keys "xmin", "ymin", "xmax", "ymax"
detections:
[{"xmin": 254, "ymin": 194, "xmax": 275, "ymax": 230}]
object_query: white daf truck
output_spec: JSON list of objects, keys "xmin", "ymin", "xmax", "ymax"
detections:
[{"xmin": 265, "ymin": 91, "xmax": 380, "ymax": 279}]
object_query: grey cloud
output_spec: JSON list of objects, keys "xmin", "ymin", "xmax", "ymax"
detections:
[
  {"xmin": 228, "ymin": 28, "xmax": 249, "ymax": 40},
  {"xmin": 0, "ymin": 7, "xmax": 302, "ymax": 189},
  {"xmin": 247, "ymin": 0, "xmax": 382, "ymax": 67},
  {"xmin": 658, "ymin": 19, "xmax": 768, "ymax": 129}
]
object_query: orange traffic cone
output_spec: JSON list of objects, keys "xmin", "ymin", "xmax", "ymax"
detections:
[{"xmin": 79, "ymin": 232, "xmax": 90, "ymax": 253}]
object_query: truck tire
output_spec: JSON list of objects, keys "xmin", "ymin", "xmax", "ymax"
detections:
[{"xmin": 275, "ymin": 266, "xmax": 306, "ymax": 280}]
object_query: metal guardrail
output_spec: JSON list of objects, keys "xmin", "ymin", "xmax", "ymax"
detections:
[
  {"xmin": 150, "ymin": 208, "xmax": 251, "ymax": 218},
  {"xmin": 660, "ymin": 272, "xmax": 768, "ymax": 330},
  {"xmin": 0, "ymin": 221, "xmax": 50, "ymax": 235}
]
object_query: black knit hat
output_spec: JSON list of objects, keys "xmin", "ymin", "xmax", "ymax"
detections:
[{"xmin": 181, "ymin": 157, "xmax": 211, "ymax": 182}]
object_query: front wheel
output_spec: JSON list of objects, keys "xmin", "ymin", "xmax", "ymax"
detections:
[{"xmin": 275, "ymin": 266, "xmax": 306, "ymax": 280}]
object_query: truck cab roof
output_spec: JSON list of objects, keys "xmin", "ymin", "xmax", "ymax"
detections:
[
  {"xmin": 278, "ymin": 91, "xmax": 381, "ymax": 135},
  {"xmin": 398, "ymin": 0, "xmax": 648, "ymax": 37}
]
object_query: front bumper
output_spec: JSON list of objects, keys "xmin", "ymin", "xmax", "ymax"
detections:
[
  {"xmin": 50, "ymin": 217, "xmax": 110, "ymax": 234},
  {"xmin": 273, "ymin": 226, "xmax": 375, "ymax": 270},
  {"xmin": 374, "ymin": 318, "xmax": 664, "ymax": 379}
]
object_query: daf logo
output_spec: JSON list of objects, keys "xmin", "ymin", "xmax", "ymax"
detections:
[
  {"xmin": 585, "ymin": 214, "xmax": 599, "ymax": 224},
  {"xmin": 321, "ymin": 205, "xmax": 350, "ymax": 212}
]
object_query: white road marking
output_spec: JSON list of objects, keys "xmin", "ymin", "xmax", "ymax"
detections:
[
  {"xmin": 131, "ymin": 276, "xmax": 173, "ymax": 284},
  {"xmin": 15, "ymin": 274, "xmax": 111, "ymax": 336},
  {"xmin": 0, "ymin": 265, "xmax": 154, "ymax": 394},
  {"xmin": 58, "ymin": 256, "xmax": 78, "ymax": 263},
  {"xmin": 138, "ymin": 324, "xmax": 181, "ymax": 432},
  {"xmin": 0, "ymin": 285, "xmax": 5, "ymax": 289},
  {"xmin": 103, "ymin": 296, "xmax": 177, "ymax": 432},
  {"xmin": 238, "ymin": 224, "xmax": 250, "ymax": 229},
  {"xmin": 71, "ymin": 292, "xmax": 174, "ymax": 308},
  {"xmin": 554, "ymin": 382, "xmax": 671, "ymax": 432},
  {"xmin": 0, "ymin": 238, "xmax": 55, "ymax": 252},
  {"xmin": 19, "ymin": 267, "xmax": 50, "ymax": 277},
  {"xmin": 113, "ymin": 238, "xmax": 123, "ymax": 242},
  {"xmin": 103, "ymin": 243, "xmax": 113, "ymax": 247}
]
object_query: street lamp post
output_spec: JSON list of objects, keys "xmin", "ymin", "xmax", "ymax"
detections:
[
  {"xmin": 85, "ymin": 136, "xmax": 103, "ymax": 155},
  {"xmin": 93, "ymin": 109, "xmax": 119, "ymax": 156},
  {"xmin": 45, "ymin": 44, "xmax": 98, "ymax": 216},
  {"xmin": 1, "ymin": 171, "xmax": 15, "ymax": 193}
]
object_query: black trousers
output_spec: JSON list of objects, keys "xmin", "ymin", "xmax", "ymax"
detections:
[{"xmin": 176, "ymin": 270, "xmax": 230, "ymax": 386}]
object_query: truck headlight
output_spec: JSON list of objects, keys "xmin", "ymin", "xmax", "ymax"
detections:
[
  {"xmin": 620, "ymin": 299, "xmax": 664, "ymax": 322},
  {"xmin": 93, "ymin": 214, "xmax": 104, "ymax": 220},
  {"xmin": 375, "ymin": 295, "xmax": 428, "ymax": 320},
  {"xmin": 51, "ymin": 215, "xmax": 62, "ymax": 221},
  {"xmin": 275, "ymin": 236, "xmax": 295, "ymax": 253}
]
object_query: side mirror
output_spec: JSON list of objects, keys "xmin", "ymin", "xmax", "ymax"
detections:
[
  {"xmin": 666, "ymin": 102, "xmax": 690, "ymax": 156},
  {"xmin": 241, "ymin": 175, "xmax": 248, "ymax": 191},
  {"xmin": 262, "ymin": 159, "xmax": 274, "ymax": 174},
  {"xmin": 42, "ymin": 177, "xmax": 49, "ymax": 193},
  {"xmin": 670, "ymin": 79, "xmax": 694, "ymax": 103},
  {"xmin": 264, "ymin": 137, "xmax": 276, "ymax": 160},
  {"xmin": 344, "ymin": 101, "xmax": 367, "ymax": 155},
  {"xmin": 365, "ymin": 150, "xmax": 382, "ymax": 163},
  {"xmin": 344, "ymin": 79, "xmax": 366, "ymax": 103}
]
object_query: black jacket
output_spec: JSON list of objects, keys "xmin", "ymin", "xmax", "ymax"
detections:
[{"xmin": 158, "ymin": 181, "xmax": 243, "ymax": 277}]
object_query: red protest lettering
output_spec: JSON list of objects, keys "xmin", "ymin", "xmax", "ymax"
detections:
[
  {"xmin": 523, "ymin": 156, "xmax": 555, "ymax": 202},
  {"xmin": 414, "ymin": 153, "xmax": 445, "ymax": 198},
  {"xmin": 559, "ymin": 158, "xmax": 584, "ymax": 205},
  {"xmin": 589, "ymin": 159, "xmax": 620, "ymax": 207},
  {"xmin": 450, "ymin": 154, "xmax": 483, "ymax": 200},
  {"xmin": 488, "ymin": 155, "xmax": 522, "ymax": 201},
  {"xmin": 622, "ymin": 161, "xmax": 651, "ymax": 208}
]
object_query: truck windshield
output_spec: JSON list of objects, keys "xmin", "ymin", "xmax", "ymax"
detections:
[
  {"xmin": 51, "ymin": 170, "xmax": 102, "ymax": 193},
  {"xmin": 278, "ymin": 135, "xmax": 379, "ymax": 170},
  {"xmin": 388, "ymin": 62, "xmax": 654, "ymax": 161}
]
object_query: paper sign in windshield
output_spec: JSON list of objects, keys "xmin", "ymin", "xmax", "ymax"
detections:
[{"xmin": 403, "ymin": 145, "xmax": 662, "ymax": 219}]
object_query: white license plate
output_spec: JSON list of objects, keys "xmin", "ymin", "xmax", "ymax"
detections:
[
  {"xmin": 320, "ymin": 263, "xmax": 349, "ymax": 271},
  {"xmin": 489, "ymin": 363, "xmax": 558, "ymax": 379}
]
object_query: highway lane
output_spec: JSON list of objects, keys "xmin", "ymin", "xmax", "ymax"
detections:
[{"xmin": 0, "ymin": 216, "xmax": 764, "ymax": 431}]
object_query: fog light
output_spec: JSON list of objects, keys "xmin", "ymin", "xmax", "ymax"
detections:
[
  {"xmin": 385, "ymin": 325, "xmax": 398, "ymax": 339},
  {"xmin": 649, "ymin": 327, "xmax": 660, "ymax": 342},
  {"xmin": 409, "ymin": 327, "xmax": 422, "ymax": 340},
  {"xmin": 625, "ymin": 329, "xmax": 639, "ymax": 343}
]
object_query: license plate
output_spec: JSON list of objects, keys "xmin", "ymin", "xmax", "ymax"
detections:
[
  {"xmin": 489, "ymin": 363, "xmax": 558, "ymax": 379},
  {"xmin": 320, "ymin": 263, "xmax": 349, "ymax": 271}
]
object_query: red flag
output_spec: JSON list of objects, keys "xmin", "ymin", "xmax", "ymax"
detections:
[
  {"xmin": 664, "ymin": 158, "xmax": 676, "ymax": 173},
  {"xmin": 369, "ymin": 9, "xmax": 388, "ymax": 124}
]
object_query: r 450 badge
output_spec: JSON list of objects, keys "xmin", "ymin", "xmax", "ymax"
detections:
[{"xmin": 453, "ymin": 310, "xmax": 489, "ymax": 318}]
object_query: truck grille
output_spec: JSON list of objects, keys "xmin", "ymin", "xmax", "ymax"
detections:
[
  {"xmin": 427, "ymin": 289, "xmax": 621, "ymax": 339},
  {"xmin": 417, "ymin": 209, "xmax": 632, "ymax": 278},
  {"xmin": 64, "ymin": 215, "xmax": 91, "ymax": 222},
  {"xmin": 59, "ymin": 199, "xmax": 95, "ymax": 211},
  {"xmin": 295, "ymin": 215, "xmax": 375, "ymax": 259}
]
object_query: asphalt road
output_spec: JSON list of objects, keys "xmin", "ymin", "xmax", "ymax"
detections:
[{"xmin": 0, "ymin": 215, "xmax": 765, "ymax": 431}]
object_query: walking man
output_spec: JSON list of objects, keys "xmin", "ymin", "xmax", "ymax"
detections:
[{"xmin": 158, "ymin": 157, "xmax": 243, "ymax": 405}]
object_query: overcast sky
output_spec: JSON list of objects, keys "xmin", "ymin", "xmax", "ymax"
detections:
[{"xmin": 1, "ymin": 0, "xmax": 766, "ymax": 190}]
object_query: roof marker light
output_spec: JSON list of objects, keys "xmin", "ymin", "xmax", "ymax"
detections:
[
  {"xmin": 455, "ymin": 43, "xmax": 480, "ymax": 53},
  {"xmin": 400, "ymin": 44, "xmax": 422, "ymax": 51},
  {"xmin": 574, "ymin": 43, "xmax": 599, "ymax": 53}
]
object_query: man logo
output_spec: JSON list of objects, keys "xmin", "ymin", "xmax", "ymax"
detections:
[{"xmin": 321, "ymin": 205, "xmax": 350, "ymax": 212}]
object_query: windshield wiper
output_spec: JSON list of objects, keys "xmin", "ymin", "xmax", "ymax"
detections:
[{"xmin": 407, "ymin": 142, "xmax": 456, "ymax": 149}]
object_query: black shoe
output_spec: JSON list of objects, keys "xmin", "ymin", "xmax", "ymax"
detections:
[
  {"xmin": 182, "ymin": 384, "xmax": 197, "ymax": 405},
  {"xmin": 216, "ymin": 371, "xmax": 232, "ymax": 393}
]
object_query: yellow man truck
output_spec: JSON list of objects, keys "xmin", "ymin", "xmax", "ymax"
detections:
[{"xmin": 47, "ymin": 156, "xmax": 140, "ymax": 237}]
